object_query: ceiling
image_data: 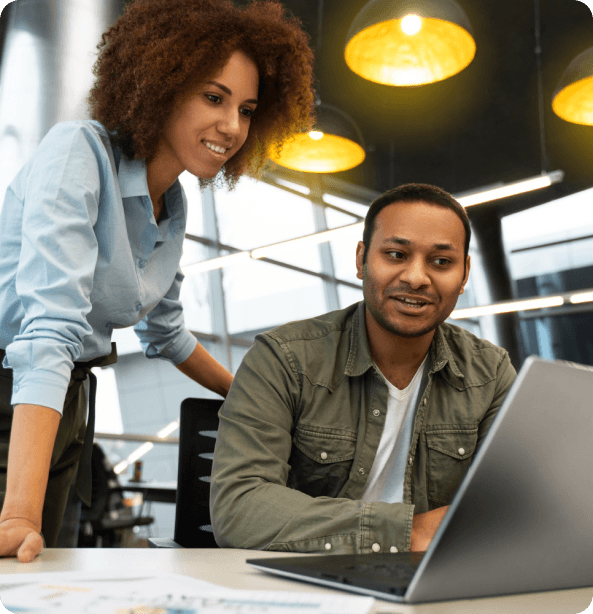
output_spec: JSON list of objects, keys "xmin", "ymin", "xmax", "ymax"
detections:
[{"xmin": 261, "ymin": 0, "xmax": 593, "ymax": 216}]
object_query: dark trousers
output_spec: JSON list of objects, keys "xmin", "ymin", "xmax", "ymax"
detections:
[
  {"xmin": 0, "ymin": 345, "xmax": 117, "ymax": 547},
  {"xmin": 0, "ymin": 361, "xmax": 87, "ymax": 547}
]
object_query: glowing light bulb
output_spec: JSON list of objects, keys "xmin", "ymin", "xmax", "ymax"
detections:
[
  {"xmin": 401, "ymin": 14, "xmax": 422, "ymax": 35},
  {"xmin": 309, "ymin": 130, "xmax": 324, "ymax": 140}
]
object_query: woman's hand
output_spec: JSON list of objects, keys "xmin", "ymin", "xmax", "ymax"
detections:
[
  {"xmin": 0, "ymin": 517, "xmax": 43, "ymax": 562},
  {"xmin": 0, "ymin": 403, "xmax": 60, "ymax": 562}
]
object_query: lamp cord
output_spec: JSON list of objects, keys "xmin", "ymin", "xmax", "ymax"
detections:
[{"xmin": 534, "ymin": 0, "xmax": 550, "ymax": 173}]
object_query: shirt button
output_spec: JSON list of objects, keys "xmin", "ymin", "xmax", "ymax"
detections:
[
  {"xmin": 320, "ymin": 452, "xmax": 328, "ymax": 460},
  {"xmin": 325, "ymin": 543, "xmax": 332, "ymax": 550},
  {"xmin": 358, "ymin": 467, "xmax": 365, "ymax": 475},
  {"xmin": 373, "ymin": 409, "xmax": 380, "ymax": 417},
  {"xmin": 13, "ymin": 384, "xmax": 19, "ymax": 392},
  {"xmin": 135, "ymin": 302, "xmax": 142, "ymax": 311},
  {"xmin": 390, "ymin": 546, "xmax": 398, "ymax": 553},
  {"xmin": 458, "ymin": 447, "xmax": 465, "ymax": 455},
  {"xmin": 372, "ymin": 543, "xmax": 381, "ymax": 552},
  {"xmin": 139, "ymin": 258, "xmax": 147, "ymax": 268}
]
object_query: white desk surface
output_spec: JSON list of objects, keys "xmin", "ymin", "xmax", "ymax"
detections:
[{"xmin": 0, "ymin": 548, "xmax": 591, "ymax": 614}]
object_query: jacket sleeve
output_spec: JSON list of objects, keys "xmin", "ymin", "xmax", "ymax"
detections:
[
  {"xmin": 210, "ymin": 333, "xmax": 414, "ymax": 554},
  {"xmin": 133, "ymin": 266, "xmax": 197, "ymax": 365}
]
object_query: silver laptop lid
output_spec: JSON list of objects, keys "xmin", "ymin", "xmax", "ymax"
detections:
[{"xmin": 407, "ymin": 356, "xmax": 593, "ymax": 602}]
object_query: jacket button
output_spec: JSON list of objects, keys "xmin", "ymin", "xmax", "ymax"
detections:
[
  {"xmin": 358, "ymin": 467, "xmax": 365, "ymax": 475},
  {"xmin": 373, "ymin": 409, "xmax": 380, "ymax": 417},
  {"xmin": 372, "ymin": 543, "xmax": 381, "ymax": 552},
  {"xmin": 390, "ymin": 546, "xmax": 398, "ymax": 553},
  {"xmin": 408, "ymin": 457, "xmax": 413, "ymax": 465},
  {"xmin": 458, "ymin": 447, "xmax": 465, "ymax": 455},
  {"xmin": 325, "ymin": 543, "xmax": 332, "ymax": 550},
  {"xmin": 320, "ymin": 451, "xmax": 328, "ymax": 460}
]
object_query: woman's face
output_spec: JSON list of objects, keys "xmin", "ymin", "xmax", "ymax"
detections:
[{"xmin": 158, "ymin": 50, "xmax": 259, "ymax": 180}]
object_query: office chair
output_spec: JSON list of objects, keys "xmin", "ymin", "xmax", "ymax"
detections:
[
  {"xmin": 79, "ymin": 443, "xmax": 154, "ymax": 548},
  {"xmin": 149, "ymin": 397, "xmax": 223, "ymax": 548}
]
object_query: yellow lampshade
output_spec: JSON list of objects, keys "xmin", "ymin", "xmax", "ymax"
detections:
[
  {"xmin": 552, "ymin": 48, "xmax": 593, "ymax": 125},
  {"xmin": 270, "ymin": 104, "xmax": 366, "ymax": 173},
  {"xmin": 345, "ymin": 0, "xmax": 476, "ymax": 86}
]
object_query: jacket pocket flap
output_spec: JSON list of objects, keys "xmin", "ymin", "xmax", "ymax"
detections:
[
  {"xmin": 426, "ymin": 428, "xmax": 478, "ymax": 460},
  {"xmin": 293, "ymin": 427, "xmax": 356, "ymax": 464}
]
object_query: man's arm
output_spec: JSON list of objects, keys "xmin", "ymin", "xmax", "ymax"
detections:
[
  {"xmin": 0, "ymin": 404, "xmax": 60, "ymax": 562},
  {"xmin": 210, "ymin": 334, "xmax": 415, "ymax": 554}
]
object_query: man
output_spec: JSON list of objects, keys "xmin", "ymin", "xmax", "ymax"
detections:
[{"xmin": 211, "ymin": 183, "xmax": 516, "ymax": 554}]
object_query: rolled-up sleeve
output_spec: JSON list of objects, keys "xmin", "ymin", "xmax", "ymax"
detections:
[
  {"xmin": 6, "ymin": 123, "xmax": 103, "ymax": 413},
  {"xmin": 134, "ymin": 266, "xmax": 197, "ymax": 365},
  {"xmin": 210, "ymin": 334, "xmax": 414, "ymax": 554}
]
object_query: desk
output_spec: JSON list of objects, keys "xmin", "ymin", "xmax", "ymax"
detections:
[
  {"xmin": 115, "ymin": 479, "xmax": 177, "ymax": 504},
  {"xmin": 0, "ymin": 549, "xmax": 591, "ymax": 614}
]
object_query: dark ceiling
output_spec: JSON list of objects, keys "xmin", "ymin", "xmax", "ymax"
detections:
[{"xmin": 267, "ymin": 0, "xmax": 593, "ymax": 216}]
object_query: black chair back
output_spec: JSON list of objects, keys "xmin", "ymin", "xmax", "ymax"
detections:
[{"xmin": 174, "ymin": 397, "xmax": 223, "ymax": 548}]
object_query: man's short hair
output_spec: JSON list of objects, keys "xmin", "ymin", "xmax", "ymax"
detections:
[{"xmin": 362, "ymin": 183, "xmax": 471, "ymax": 264}]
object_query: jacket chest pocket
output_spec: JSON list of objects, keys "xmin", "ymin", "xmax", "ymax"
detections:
[
  {"xmin": 426, "ymin": 427, "xmax": 478, "ymax": 506},
  {"xmin": 287, "ymin": 427, "xmax": 356, "ymax": 498}
]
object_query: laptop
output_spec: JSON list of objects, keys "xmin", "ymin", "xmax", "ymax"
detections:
[{"xmin": 247, "ymin": 356, "xmax": 593, "ymax": 603}]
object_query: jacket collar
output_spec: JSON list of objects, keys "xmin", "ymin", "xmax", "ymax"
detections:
[{"xmin": 345, "ymin": 301, "xmax": 464, "ymax": 379}]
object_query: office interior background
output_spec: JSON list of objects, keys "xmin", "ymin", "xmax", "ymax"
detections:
[{"xmin": 1, "ymin": 0, "xmax": 593, "ymax": 542}]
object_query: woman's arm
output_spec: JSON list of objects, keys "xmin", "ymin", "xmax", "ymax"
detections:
[
  {"xmin": 0, "ymin": 404, "xmax": 60, "ymax": 562},
  {"xmin": 176, "ymin": 342, "xmax": 233, "ymax": 398}
]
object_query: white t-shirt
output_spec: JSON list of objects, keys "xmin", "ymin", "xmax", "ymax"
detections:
[{"xmin": 361, "ymin": 356, "xmax": 428, "ymax": 503}]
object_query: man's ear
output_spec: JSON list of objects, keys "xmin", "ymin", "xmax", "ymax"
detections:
[
  {"xmin": 356, "ymin": 241, "xmax": 365, "ymax": 280},
  {"xmin": 460, "ymin": 255, "xmax": 471, "ymax": 294}
]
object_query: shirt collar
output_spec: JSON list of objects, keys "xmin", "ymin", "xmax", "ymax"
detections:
[
  {"xmin": 345, "ymin": 301, "xmax": 464, "ymax": 380},
  {"xmin": 117, "ymin": 153, "xmax": 186, "ymax": 239}
]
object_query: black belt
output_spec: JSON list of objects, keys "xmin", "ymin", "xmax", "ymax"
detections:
[
  {"xmin": 70, "ymin": 344, "xmax": 118, "ymax": 506},
  {"xmin": 0, "ymin": 343, "xmax": 118, "ymax": 507}
]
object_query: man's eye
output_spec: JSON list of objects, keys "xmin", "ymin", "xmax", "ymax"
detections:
[
  {"xmin": 386, "ymin": 251, "xmax": 404, "ymax": 259},
  {"xmin": 434, "ymin": 258, "xmax": 450, "ymax": 266}
]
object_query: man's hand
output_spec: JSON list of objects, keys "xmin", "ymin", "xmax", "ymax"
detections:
[
  {"xmin": 0, "ymin": 518, "xmax": 44, "ymax": 562},
  {"xmin": 410, "ymin": 506, "xmax": 450, "ymax": 552}
]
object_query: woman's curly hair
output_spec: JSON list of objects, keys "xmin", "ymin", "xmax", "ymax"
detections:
[{"xmin": 88, "ymin": 0, "xmax": 315, "ymax": 188}]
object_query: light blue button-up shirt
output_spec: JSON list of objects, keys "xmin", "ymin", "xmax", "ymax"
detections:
[{"xmin": 0, "ymin": 120, "xmax": 197, "ymax": 413}]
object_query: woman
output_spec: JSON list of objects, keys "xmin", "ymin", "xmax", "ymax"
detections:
[{"xmin": 0, "ymin": 0, "xmax": 314, "ymax": 561}]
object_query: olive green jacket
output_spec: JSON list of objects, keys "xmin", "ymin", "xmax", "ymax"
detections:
[{"xmin": 211, "ymin": 302, "xmax": 516, "ymax": 554}]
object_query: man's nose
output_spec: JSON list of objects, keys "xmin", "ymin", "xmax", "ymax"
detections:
[{"xmin": 399, "ymin": 257, "xmax": 430, "ymax": 288}]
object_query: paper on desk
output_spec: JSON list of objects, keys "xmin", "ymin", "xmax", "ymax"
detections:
[{"xmin": 0, "ymin": 570, "xmax": 375, "ymax": 614}]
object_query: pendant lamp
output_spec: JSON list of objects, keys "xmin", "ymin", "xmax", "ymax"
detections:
[
  {"xmin": 552, "ymin": 47, "xmax": 593, "ymax": 125},
  {"xmin": 344, "ymin": 0, "xmax": 476, "ymax": 86},
  {"xmin": 270, "ymin": 103, "xmax": 366, "ymax": 173}
]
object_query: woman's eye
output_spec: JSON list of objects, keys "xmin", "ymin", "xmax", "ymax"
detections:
[
  {"xmin": 241, "ymin": 107, "xmax": 254, "ymax": 118},
  {"xmin": 206, "ymin": 94, "xmax": 221, "ymax": 104}
]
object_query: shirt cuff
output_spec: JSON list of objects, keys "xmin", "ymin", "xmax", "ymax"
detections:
[
  {"xmin": 146, "ymin": 328, "xmax": 197, "ymax": 365},
  {"xmin": 11, "ymin": 370, "xmax": 70, "ymax": 414},
  {"xmin": 361, "ymin": 501, "xmax": 415, "ymax": 553}
]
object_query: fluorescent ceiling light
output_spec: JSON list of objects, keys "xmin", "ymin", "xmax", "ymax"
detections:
[
  {"xmin": 457, "ymin": 171, "xmax": 564, "ymax": 208},
  {"xmin": 450, "ymin": 296, "xmax": 564, "ymax": 319},
  {"xmin": 570, "ymin": 291, "xmax": 593, "ymax": 304},
  {"xmin": 251, "ymin": 222, "xmax": 362, "ymax": 260},
  {"xmin": 184, "ymin": 251, "xmax": 250, "ymax": 274}
]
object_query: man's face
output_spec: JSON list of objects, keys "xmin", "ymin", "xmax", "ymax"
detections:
[{"xmin": 356, "ymin": 200, "xmax": 470, "ymax": 340}]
